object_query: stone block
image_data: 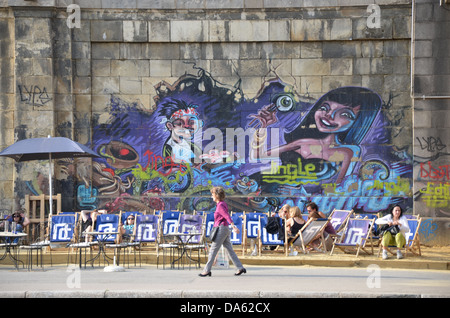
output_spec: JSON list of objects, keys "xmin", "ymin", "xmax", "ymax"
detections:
[
  {"xmin": 330, "ymin": 19, "xmax": 352, "ymax": 40},
  {"xmin": 91, "ymin": 20, "xmax": 123, "ymax": 42},
  {"xmin": 119, "ymin": 77, "xmax": 142, "ymax": 94},
  {"xmin": 111, "ymin": 60, "xmax": 149, "ymax": 77},
  {"xmin": 123, "ymin": 20, "xmax": 148, "ymax": 42},
  {"xmin": 229, "ymin": 20, "xmax": 268, "ymax": 42},
  {"xmin": 148, "ymin": 20, "xmax": 170, "ymax": 42},
  {"xmin": 92, "ymin": 43, "xmax": 120, "ymax": 59},
  {"xmin": 292, "ymin": 59, "xmax": 330, "ymax": 76},
  {"xmin": 291, "ymin": 19, "xmax": 330, "ymax": 41},
  {"xmin": 269, "ymin": 20, "xmax": 290, "ymax": 41},
  {"xmin": 150, "ymin": 60, "xmax": 172, "ymax": 77},
  {"xmin": 171, "ymin": 20, "xmax": 208, "ymax": 42}
]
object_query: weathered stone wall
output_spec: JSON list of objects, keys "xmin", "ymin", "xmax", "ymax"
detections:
[{"xmin": 0, "ymin": 0, "xmax": 449, "ymax": 245}]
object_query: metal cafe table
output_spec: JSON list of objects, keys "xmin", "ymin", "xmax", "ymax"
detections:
[
  {"xmin": 82, "ymin": 231, "xmax": 119, "ymax": 268},
  {"xmin": 0, "ymin": 232, "xmax": 27, "ymax": 270},
  {"xmin": 163, "ymin": 232, "xmax": 203, "ymax": 269}
]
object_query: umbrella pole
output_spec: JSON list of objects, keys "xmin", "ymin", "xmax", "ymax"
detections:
[{"xmin": 49, "ymin": 152, "xmax": 53, "ymax": 218}]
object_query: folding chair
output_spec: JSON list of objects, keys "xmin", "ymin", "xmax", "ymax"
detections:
[
  {"xmin": 160, "ymin": 211, "xmax": 182, "ymax": 236},
  {"xmin": 377, "ymin": 217, "xmax": 422, "ymax": 258},
  {"xmin": 290, "ymin": 218, "xmax": 330, "ymax": 254},
  {"xmin": 204, "ymin": 212, "xmax": 215, "ymax": 241},
  {"xmin": 93, "ymin": 214, "xmax": 126, "ymax": 267},
  {"xmin": 405, "ymin": 218, "xmax": 422, "ymax": 256},
  {"xmin": 178, "ymin": 214, "xmax": 206, "ymax": 269},
  {"xmin": 242, "ymin": 212, "xmax": 265, "ymax": 256},
  {"xmin": 328, "ymin": 209, "xmax": 353, "ymax": 234},
  {"xmin": 157, "ymin": 211, "xmax": 182, "ymax": 269},
  {"xmin": 330, "ymin": 218, "xmax": 375, "ymax": 257},
  {"xmin": 130, "ymin": 214, "xmax": 159, "ymax": 266},
  {"xmin": 258, "ymin": 215, "xmax": 285, "ymax": 256},
  {"xmin": 230, "ymin": 213, "xmax": 244, "ymax": 248}
]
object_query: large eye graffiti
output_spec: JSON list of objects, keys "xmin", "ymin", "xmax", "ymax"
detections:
[
  {"xmin": 272, "ymin": 93, "xmax": 295, "ymax": 112},
  {"xmin": 99, "ymin": 141, "xmax": 139, "ymax": 169}
]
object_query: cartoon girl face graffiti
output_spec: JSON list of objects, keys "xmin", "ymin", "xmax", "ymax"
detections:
[
  {"xmin": 314, "ymin": 101, "xmax": 361, "ymax": 134},
  {"xmin": 166, "ymin": 107, "xmax": 201, "ymax": 142}
]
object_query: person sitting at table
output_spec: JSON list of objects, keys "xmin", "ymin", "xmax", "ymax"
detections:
[
  {"xmin": 1, "ymin": 209, "xmax": 30, "ymax": 243},
  {"xmin": 120, "ymin": 214, "xmax": 135, "ymax": 242},
  {"xmin": 80, "ymin": 210, "xmax": 105, "ymax": 242},
  {"xmin": 2, "ymin": 209, "xmax": 30, "ymax": 233}
]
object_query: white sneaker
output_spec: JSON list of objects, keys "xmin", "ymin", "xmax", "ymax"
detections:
[
  {"xmin": 382, "ymin": 249, "xmax": 388, "ymax": 260},
  {"xmin": 396, "ymin": 250, "xmax": 403, "ymax": 259}
]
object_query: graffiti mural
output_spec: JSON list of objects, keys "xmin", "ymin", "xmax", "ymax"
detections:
[{"xmin": 79, "ymin": 69, "xmax": 412, "ymax": 214}]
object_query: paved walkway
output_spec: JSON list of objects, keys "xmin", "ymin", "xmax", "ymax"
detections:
[{"xmin": 1, "ymin": 245, "xmax": 449, "ymax": 300}]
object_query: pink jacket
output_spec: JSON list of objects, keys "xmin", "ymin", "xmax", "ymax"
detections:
[{"xmin": 213, "ymin": 201, "xmax": 233, "ymax": 227}]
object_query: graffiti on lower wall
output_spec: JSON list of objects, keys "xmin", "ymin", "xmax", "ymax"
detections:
[{"xmin": 65, "ymin": 69, "xmax": 412, "ymax": 214}]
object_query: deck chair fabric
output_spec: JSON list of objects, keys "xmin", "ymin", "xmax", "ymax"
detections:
[
  {"xmin": 405, "ymin": 218, "xmax": 422, "ymax": 256},
  {"xmin": 291, "ymin": 218, "xmax": 330, "ymax": 254},
  {"xmin": 328, "ymin": 209, "xmax": 353, "ymax": 233},
  {"xmin": 258, "ymin": 215, "xmax": 285, "ymax": 256},
  {"xmin": 94, "ymin": 214, "xmax": 120, "ymax": 243},
  {"xmin": 160, "ymin": 211, "xmax": 181, "ymax": 235},
  {"xmin": 50, "ymin": 215, "xmax": 76, "ymax": 244},
  {"xmin": 243, "ymin": 212, "xmax": 265, "ymax": 255},
  {"xmin": 178, "ymin": 214, "xmax": 203, "ymax": 243},
  {"xmin": 204, "ymin": 212, "xmax": 215, "ymax": 240},
  {"xmin": 331, "ymin": 218, "xmax": 374, "ymax": 257},
  {"xmin": 229, "ymin": 214, "xmax": 244, "ymax": 246},
  {"xmin": 134, "ymin": 214, "xmax": 158, "ymax": 244}
]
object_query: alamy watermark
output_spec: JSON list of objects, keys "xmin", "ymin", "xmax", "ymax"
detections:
[{"xmin": 66, "ymin": 4, "xmax": 81, "ymax": 29}]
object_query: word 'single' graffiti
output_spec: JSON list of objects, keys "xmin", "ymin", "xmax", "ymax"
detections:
[{"xmin": 85, "ymin": 69, "xmax": 412, "ymax": 214}]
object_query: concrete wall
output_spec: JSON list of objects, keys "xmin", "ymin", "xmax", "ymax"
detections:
[{"xmin": 0, "ymin": 0, "xmax": 449, "ymax": 245}]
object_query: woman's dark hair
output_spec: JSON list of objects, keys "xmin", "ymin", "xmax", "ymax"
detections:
[{"xmin": 389, "ymin": 204, "xmax": 403, "ymax": 218}]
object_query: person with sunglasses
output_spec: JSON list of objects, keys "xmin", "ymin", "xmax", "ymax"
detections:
[{"xmin": 120, "ymin": 214, "xmax": 136, "ymax": 241}]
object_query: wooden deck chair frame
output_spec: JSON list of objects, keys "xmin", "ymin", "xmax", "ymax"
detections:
[
  {"xmin": 257, "ymin": 215, "xmax": 287, "ymax": 256},
  {"xmin": 289, "ymin": 218, "xmax": 330, "ymax": 255},
  {"xmin": 330, "ymin": 218, "xmax": 375, "ymax": 257}
]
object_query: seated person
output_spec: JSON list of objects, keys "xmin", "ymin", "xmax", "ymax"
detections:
[
  {"xmin": 120, "ymin": 214, "xmax": 135, "ymax": 242},
  {"xmin": 286, "ymin": 206, "xmax": 306, "ymax": 245},
  {"xmin": 376, "ymin": 205, "xmax": 410, "ymax": 260}
]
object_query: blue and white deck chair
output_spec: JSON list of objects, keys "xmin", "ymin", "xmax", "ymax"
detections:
[
  {"xmin": 405, "ymin": 218, "xmax": 422, "ymax": 256},
  {"xmin": 229, "ymin": 213, "xmax": 243, "ymax": 246},
  {"xmin": 128, "ymin": 214, "xmax": 158, "ymax": 266},
  {"xmin": 243, "ymin": 212, "xmax": 265, "ymax": 255},
  {"xmin": 93, "ymin": 214, "xmax": 120, "ymax": 243},
  {"xmin": 204, "ymin": 212, "xmax": 215, "ymax": 240},
  {"xmin": 51, "ymin": 215, "xmax": 76, "ymax": 244},
  {"xmin": 120, "ymin": 211, "xmax": 143, "ymax": 225},
  {"xmin": 258, "ymin": 215, "xmax": 285, "ymax": 256},
  {"xmin": 134, "ymin": 214, "xmax": 158, "ymax": 245},
  {"xmin": 330, "ymin": 218, "xmax": 374, "ymax": 257},
  {"xmin": 160, "ymin": 211, "xmax": 181, "ymax": 236},
  {"xmin": 178, "ymin": 214, "xmax": 203, "ymax": 244}
]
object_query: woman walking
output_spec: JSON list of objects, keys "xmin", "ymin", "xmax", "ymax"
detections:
[{"xmin": 199, "ymin": 187, "xmax": 246, "ymax": 277}]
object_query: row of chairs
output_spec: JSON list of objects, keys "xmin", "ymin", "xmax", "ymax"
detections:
[{"xmin": 28, "ymin": 208, "xmax": 423, "ymax": 270}]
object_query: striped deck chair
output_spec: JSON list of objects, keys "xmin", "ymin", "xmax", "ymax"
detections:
[
  {"xmin": 258, "ymin": 215, "xmax": 285, "ymax": 256},
  {"xmin": 328, "ymin": 209, "xmax": 353, "ymax": 234},
  {"xmin": 330, "ymin": 218, "xmax": 374, "ymax": 257},
  {"xmin": 290, "ymin": 218, "xmax": 330, "ymax": 254}
]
